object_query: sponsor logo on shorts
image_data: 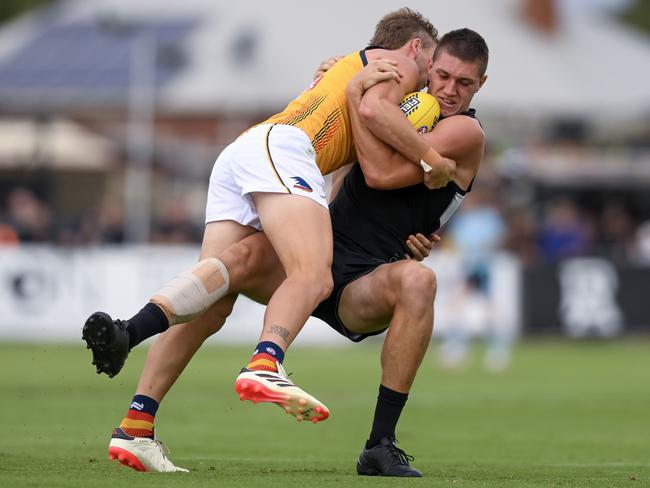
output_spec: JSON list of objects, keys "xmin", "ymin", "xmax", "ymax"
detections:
[{"xmin": 291, "ymin": 176, "xmax": 313, "ymax": 193}]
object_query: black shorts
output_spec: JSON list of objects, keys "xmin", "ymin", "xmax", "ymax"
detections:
[{"xmin": 312, "ymin": 241, "xmax": 392, "ymax": 342}]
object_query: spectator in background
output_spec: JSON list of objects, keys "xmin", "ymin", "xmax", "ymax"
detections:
[
  {"xmin": 0, "ymin": 200, "xmax": 18, "ymax": 246},
  {"xmin": 6, "ymin": 187, "xmax": 53, "ymax": 242},
  {"xmin": 598, "ymin": 200, "xmax": 636, "ymax": 262},
  {"xmin": 151, "ymin": 198, "xmax": 202, "ymax": 244},
  {"xmin": 448, "ymin": 186, "xmax": 505, "ymax": 272},
  {"xmin": 96, "ymin": 200, "xmax": 125, "ymax": 243},
  {"xmin": 437, "ymin": 186, "xmax": 514, "ymax": 372},
  {"xmin": 0, "ymin": 222, "xmax": 19, "ymax": 246},
  {"xmin": 70, "ymin": 199, "xmax": 125, "ymax": 245},
  {"xmin": 538, "ymin": 196, "xmax": 592, "ymax": 262},
  {"xmin": 503, "ymin": 206, "xmax": 540, "ymax": 265},
  {"xmin": 634, "ymin": 220, "xmax": 650, "ymax": 264}
]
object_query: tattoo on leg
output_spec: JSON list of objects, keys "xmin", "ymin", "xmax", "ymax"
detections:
[{"xmin": 267, "ymin": 325, "xmax": 290, "ymax": 340}]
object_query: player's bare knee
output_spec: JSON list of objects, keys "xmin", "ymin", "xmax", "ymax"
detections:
[
  {"xmin": 288, "ymin": 268, "xmax": 333, "ymax": 304},
  {"xmin": 220, "ymin": 241, "xmax": 252, "ymax": 282},
  {"xmin": 310, "ymin": 269, "xmax": 334, "ymax": 303},
  {"xmin": 399, "ymin": 263, "xmax": 437, "ymax": 304}
]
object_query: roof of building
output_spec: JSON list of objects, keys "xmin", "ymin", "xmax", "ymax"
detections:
[{"xmin": 0, "ymin": 0, "xmax": 648, "ymax": 122}]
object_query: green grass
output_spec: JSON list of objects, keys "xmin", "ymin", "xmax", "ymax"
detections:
[{"xmin": 1, "ymin": 340, "xmax": 649, "ymax": 487}]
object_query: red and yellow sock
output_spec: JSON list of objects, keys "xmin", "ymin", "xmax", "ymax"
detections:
[
  {"xmin": 246, "ymin": 341, "xmax": 285, "ymax": 372},
  {"xmin": 119, "ymin": 394, "xmax": 159, "ymax": 439}
]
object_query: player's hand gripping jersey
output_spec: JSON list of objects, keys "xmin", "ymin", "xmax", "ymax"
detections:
[{"xmin": 263, "ymin": 51, "xmax": 368, "ymax": 175}]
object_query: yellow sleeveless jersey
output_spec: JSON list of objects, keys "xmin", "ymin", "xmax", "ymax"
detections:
[{"xmin": 262, "ymin": 50, "xmax": 368, "ymax": 175}]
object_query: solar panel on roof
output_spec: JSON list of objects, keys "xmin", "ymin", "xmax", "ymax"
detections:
[{"xmin": 0, "ymin": 19, "xmax": 196, "ymax": 92}]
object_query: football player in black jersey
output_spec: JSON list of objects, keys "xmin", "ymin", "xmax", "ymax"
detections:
[
  {"xmin": 94, "ymin": 29, "xmax": 488, "ymax": 478},
  {"xmin": 317, "ymin": 28, "xmax": 487, "ymax": 476}
]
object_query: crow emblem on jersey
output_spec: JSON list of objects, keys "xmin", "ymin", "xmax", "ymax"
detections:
[{"xmin": 291, "ymin": 176, "xmax": 313, "ymax": 192}]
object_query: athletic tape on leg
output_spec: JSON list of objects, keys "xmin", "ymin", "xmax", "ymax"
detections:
[{"xmin": 152, "ymin": 258, "xmax": 230, "ymax": 325}]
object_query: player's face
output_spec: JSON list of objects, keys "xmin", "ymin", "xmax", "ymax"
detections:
[{"xmin": 427, "ymin": 50, "xmax": 486, "ymax": 117}]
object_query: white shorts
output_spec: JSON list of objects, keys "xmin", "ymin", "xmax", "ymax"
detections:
[{"xmin": 205, "ymin": 124, "xmax": 327, "ymax": 230}]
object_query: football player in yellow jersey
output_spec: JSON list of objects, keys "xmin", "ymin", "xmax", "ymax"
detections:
[{"xmin": 83, "ymin": 6, "xmax": 451, "ymax": 433}]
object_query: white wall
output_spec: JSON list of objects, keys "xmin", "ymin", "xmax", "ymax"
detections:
[{"xmin": 0, "ymin": 245, "xmax": 521, "ymax": 344}]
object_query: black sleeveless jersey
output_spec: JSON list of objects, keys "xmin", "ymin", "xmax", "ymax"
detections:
[
  {"xmin": 313, "ymin": 110, "xmax": 478, "ymax": 341},
  {"xmin": 329, "ymin": 109, "xmax": 476, "ymax": 265}
]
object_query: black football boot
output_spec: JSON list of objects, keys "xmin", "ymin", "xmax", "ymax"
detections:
[
  {"xmin": 356, "ymin": 437, "xmax": 422, "ymax": 477},
  {"xmin": 82, "ymin": 311, "xmax": 130, "ymax": 378}
]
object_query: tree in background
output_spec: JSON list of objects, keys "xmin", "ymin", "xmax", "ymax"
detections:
[
  {"xmin": 0, "ymin": 0, "xmax": 54, "ymax": 24},
  {"xmin": 619, "ymin": 0, "xmax": 650, "ymax": 34}
]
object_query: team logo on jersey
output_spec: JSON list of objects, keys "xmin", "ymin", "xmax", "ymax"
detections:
[{"xmin": 291, "ymin": 176, "xmax": 313, "ymax": 192}]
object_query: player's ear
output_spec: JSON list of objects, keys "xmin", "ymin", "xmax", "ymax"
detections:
[
  {"xmin": 411, "ymin": 37, "xmax": 421, "ymax": 55},
  {"xmin": 477, "ymin": 74, "xmax": 487, "ymax": 91}
]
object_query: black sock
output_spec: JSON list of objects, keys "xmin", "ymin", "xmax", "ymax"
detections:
[
  {"xmin": 366, "ymin": 384, "xmax": 409, "ymax": 449},
  {"xmin": 126, "ymin": 303, "xmax": 170, "ymax": 349}
]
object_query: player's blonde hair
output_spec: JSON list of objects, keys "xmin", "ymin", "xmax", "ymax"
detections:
[{"xmin": 370, "ymin": 8, "xmax": 438, "ymax": 50}]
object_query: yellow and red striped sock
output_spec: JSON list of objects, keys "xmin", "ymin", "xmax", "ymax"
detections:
[
  {"xmin": 119, "ymin": 395, "xmax": 158, "ymax": 439},
  {"xmin": 246, "ymin": 341, "xmax": 285, "ymax": 372}
]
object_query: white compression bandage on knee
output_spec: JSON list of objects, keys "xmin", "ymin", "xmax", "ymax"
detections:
[{"xmin": 151, "ymin": 258, "xmax": 230, "ymax": 326}]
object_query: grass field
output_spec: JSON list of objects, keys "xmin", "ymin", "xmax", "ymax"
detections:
[{"xmin": 1, "ymin": 340, "xmax": 649, "ymax": 487}]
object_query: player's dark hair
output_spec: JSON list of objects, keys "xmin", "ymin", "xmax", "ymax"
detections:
[
  {"xmin": 370, "ymin": 8, "xmax": 438, "ymax": 50},
  {"xmin": 433, "ymin": 28, "xmax": 489, "ymax": 76}
]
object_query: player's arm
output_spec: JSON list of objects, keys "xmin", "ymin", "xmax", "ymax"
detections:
[
  {"xmin": 356, "ymin": 53, "xmax": 444, "ymax": 171},
  {"xmin": 347, "ymin": 81, "xmax": 421, "ymax": 189},
  {"xmin": 349, "ymin": 71, "xmax": 483, "ymax": 190},
  {"xmin": 346, "ymin": 65, "xmax": 453, "ymax": 189},
  {"xmin": 422, "ymin": 116, "xmax": 484, "ymax": 190}
]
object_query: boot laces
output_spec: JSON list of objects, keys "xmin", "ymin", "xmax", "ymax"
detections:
[
  {"xmin": 387, "ymin": 438, "xmax": 414, "ymax": 465},
  {"xmin": 115, "ymin": 319, "xmax": 129, "ymax": 331},
  {"xmin": 154, "ymin": 439, "xmax": 171, "ymax": 458}
]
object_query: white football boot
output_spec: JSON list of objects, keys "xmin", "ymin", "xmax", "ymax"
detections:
[
  {"xmin": 108, "ymin": 428, "xmax": 189, "ymax": 472},
  {"xmin": 235, "ymin": 362, "xmax": 329, "ymax": 423}
]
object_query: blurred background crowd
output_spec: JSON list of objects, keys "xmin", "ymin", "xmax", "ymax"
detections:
[{"xmin": 3, "ymin": 154, "xmax": 650, "ymax": 266}]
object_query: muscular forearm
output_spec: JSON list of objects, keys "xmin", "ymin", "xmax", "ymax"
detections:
[
  {"xmin": 346, "ymin": 57, "xmax": 454, "ymax": 189},
  {"xmin": 365, "ymin": 162, "xmax": 422, "ymax": 189},
  {"xmin": 347, "ymin": 82, "xmax": 401, "ymax": 180},
  {"xmin": 349, "ymin": 82, "xmax": 454, "ymax": 190},
  {"xmin": 359, "ymin": 96, "xmax": 432, "ymax": 165}
]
